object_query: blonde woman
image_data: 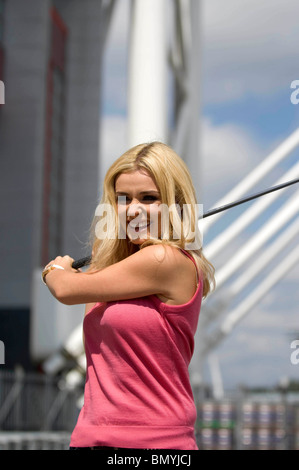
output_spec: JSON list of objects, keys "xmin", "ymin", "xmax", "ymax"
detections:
[{"xmin": 43, "ymin": 142, "xmax": 215, "ymax": 450}]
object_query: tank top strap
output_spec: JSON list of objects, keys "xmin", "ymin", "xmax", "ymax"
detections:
[{"xmin": 179, "ymin": 248, "xmax": 199, "ymax": 286}]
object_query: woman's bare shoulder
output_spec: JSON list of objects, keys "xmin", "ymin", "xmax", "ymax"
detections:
[
  {"xmin": 140, "ymin": 245, "xmax": 197, "ymax": 305},
  {"xmin": 139, "ymin": 244, "xmax": 192, "ymax": 276},
  {"xmin": 139, "ymin": 243, "xmax": 180, "ymax": 263}
]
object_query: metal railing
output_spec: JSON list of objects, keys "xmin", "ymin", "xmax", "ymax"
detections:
[
  {"xmin": 1, "ymin": 370, "xmax": 298, "ymax": 450},
  {"xmin": 0, "ymin": 431, "xmax": 71, "ymax": 450},
  {"xmin": 0, "ymin": 369, "xmax": 82, "ymax": 434}
]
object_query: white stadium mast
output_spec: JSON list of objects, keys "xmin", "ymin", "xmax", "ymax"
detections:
[{"xmin": 128, "ymin": 0, "xmax": 201, "ymax": 193}]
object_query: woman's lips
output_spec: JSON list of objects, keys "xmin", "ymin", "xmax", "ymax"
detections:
[{"xmin": 128, "ymin": 221, "xmax": 152, "ymax": 232}]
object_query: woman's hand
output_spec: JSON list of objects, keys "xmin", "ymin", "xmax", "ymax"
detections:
[
  {"xmin": 45, "ymin": 255, "xmax": 78, "ymax": 273},
  {"xmin": 42, "ymin": 255, "xmax": 81, "ymax": 299}
]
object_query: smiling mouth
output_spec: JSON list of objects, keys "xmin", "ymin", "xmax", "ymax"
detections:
[{"xmin": 128, "ymin": 221, "xmax": 152, "ymax": 232}]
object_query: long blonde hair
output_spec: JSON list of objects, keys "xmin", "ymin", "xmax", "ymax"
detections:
[{"xmin": 89, "ymin": 142, "xmax": 215, "ymax": 297}]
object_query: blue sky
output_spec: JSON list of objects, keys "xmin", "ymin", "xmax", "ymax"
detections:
[
  {"xmin": 100, "ymin": 0, "xmax": 299, "ymax": 391},
  {"xmin": 204, "ymin": 90, "xmax": 299, "ymax": 146}
]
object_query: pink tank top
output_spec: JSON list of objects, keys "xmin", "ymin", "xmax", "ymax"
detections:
[{"xmin": 70, "ymin": 249, "xmax": 203, "ymax": 450}]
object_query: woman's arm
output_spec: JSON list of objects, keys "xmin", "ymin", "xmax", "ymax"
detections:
[{"xmin": 44, "ymin": 245, "xmax": 178, "ymax": 305}]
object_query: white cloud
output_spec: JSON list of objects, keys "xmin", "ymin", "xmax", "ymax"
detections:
[
  {"xmin": 202, "ymin": 0, "xmax": 299, "ymax": 54},
  {"xmin": 102, "ymin": 0, "xmax": 299, "ymax": 107},
  {"xmin": 99, "ymin": 115, "xmax": 128, "ymax": 186},
  {"xmin": 102, "ymin": 0, "xmax": 130, "ymax": 113},
  {"xmin": 201, "ymin": 0, "xmax": 299, "ymax": 103},
  {"xmin": 105, "ymin": 0, "xmax": 130, "ymax": 48},
  {"xmin": 200, "ymin": 117, "xmax": 263, "ymax": 204}
]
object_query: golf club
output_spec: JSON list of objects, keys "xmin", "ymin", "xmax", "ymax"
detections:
[{"xmin": 72, "ymin": 177, "xmax": 299, "ymax": 270}]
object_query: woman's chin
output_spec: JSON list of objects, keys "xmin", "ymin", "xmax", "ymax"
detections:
[
  {"xmin": 128, "ymin": 235, "xmax": 147, "ymax": 245},
  {"xmin": 127, "ymin": 230, "xmax": 151, "ymax": 245}
]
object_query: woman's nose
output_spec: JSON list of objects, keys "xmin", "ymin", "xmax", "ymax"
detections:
[{"xmin": 127, "ymin": 201, "xmax": 146, "ymax": 220}]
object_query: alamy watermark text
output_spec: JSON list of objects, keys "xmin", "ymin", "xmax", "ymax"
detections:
[
  {"xmin": 94, "ymin": 200, "xmax": 204, "ymax": 249},
  {"xmin": 290, "ymin": 340, "xmax": 299, "ymax": 365},
  {"xmin": 0, "ymin": 80, "xmax": 4, "ymax": 104},
  {"xmin": 290, "ymin": 80, "xmax": 299, "ymax": 104},
  {"xmin": 0, "ymin": 340, "xmax": 5, "ymax": 364}
]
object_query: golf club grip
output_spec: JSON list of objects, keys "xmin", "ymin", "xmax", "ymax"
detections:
[{"xmin": 72, "ymin": 256, "xmax": 92, "ymax": 270}]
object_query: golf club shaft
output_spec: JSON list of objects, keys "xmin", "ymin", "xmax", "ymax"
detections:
[{"xmin": 72, "ymin": 177, "xmax": 299, "ymax": 270}]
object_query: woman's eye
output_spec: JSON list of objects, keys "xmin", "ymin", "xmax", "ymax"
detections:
[
  {"xmin": 116, "ymin": 195, "xmax": 159, "ymax": 204},
  {"xmin": 143, "ymin": 195, "xmax": 158, "ymax": 202}
]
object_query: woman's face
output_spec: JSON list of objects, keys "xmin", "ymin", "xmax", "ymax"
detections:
[{"xmin": 115, "ymin": 169, "xmax": 162, "ymax": 246}]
